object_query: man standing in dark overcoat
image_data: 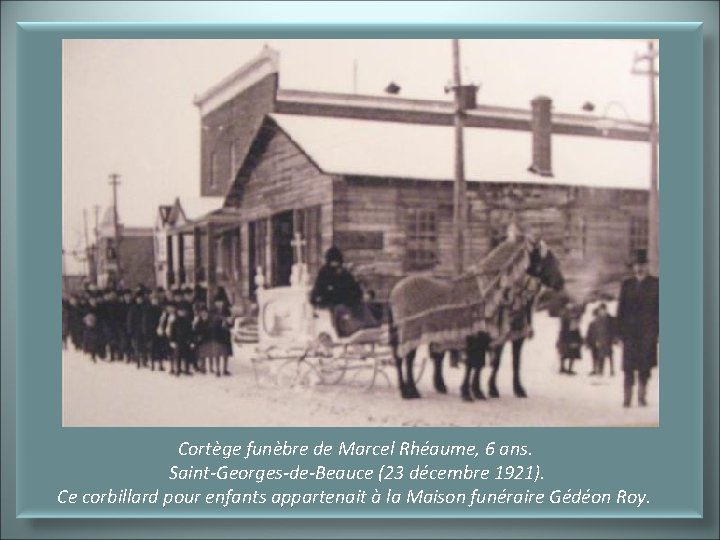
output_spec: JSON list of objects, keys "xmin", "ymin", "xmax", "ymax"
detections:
[{"xmin": 616, "ymin": 249, "xmax": 659, "ymax": 407}]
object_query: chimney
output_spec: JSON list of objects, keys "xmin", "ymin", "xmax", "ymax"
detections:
[{"xmin": 528, "ymin": 95, "xmax": 553, "ymax": 177}]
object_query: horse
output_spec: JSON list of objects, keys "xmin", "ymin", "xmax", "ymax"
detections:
[{"xmin": 388, "ymin": 236, "xmax": 565, "ymax": 401}]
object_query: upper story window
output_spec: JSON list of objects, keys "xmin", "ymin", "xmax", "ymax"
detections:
[
  {"xmin": 229, "ymin": 141, "xmax": 237, "ymax": 183},
  {"xmin": 210, "ymin": 151, "xmax": 220, "ymax": 188},
  {"xmin": 629, "ymin": 215, "xmax": 648, "ymax": 256},
  {"xmin": 405, "ymin": 208, "xmax": 438, "ymax": 271}
]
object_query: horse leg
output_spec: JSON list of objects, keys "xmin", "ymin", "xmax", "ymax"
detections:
[
  {"xmin": 460, "ymin": 361, "xmax": 473, "ymax": 402},
  {"xmin": 431, "ymin": 349, "xmax": 447, "ymax": 394},
  {"xmin": 405, "ymin": 350, "xmax": 421, "ymax": 399},
  {"xmin": 394, "ymin": 350, "xmax": 408, "ymax": 398},
  {"xmin": 512, "ymin": 338, "xmax": 527, "ymax": 398},
  {"xmin": 471, "ymin": 334, "xmax": 489, "ymax": 400},
  {"xmin": 488, "ymin": 343, "xmax": 503, "ymax": 398}
]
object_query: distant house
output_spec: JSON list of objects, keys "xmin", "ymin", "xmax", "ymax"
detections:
[
  {"xmin": 96, "ymin": 207, "xmax": 155, "ymax": 290},
  {"xmin": 163, "ymin": 46, "xmax": 651, "ymax": 307},
  {"xmin": 154, "ymin": 198, "xmax": 190, "ymax": 290},
  {"xmin": 62, "ymin": 274, "xmax": 86, "ymax": 297}
]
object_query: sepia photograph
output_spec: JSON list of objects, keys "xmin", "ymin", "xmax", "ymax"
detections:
[{"xmin": 61, "ymin": 39, "xmax": 659, "ymax": 427}]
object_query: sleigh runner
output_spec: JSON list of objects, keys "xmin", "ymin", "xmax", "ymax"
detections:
[{"xmin": 231, "ymin": 234, "xmax": 404, "ymax": 390}]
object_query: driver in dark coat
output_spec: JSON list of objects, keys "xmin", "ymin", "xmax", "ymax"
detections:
[
  {"xmin": 310, "ymin": 246, "xmax": 379, "ymax": 337},
  {"xmin": 616, "ymin": 249, "xmax": 659, "ymax": 407}
]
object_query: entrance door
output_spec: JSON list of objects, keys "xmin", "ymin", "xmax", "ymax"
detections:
[{"xmin": 271, "ymin": 210, "xmax": 294, "ymax": 287}]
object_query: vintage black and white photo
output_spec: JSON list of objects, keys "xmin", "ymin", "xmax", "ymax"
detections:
[{"xmin": 61, "ymin": 39, "xmax": 659, "ymax": 427}]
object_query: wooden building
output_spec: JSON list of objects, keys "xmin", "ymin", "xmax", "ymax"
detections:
[
  {"xmin": 164, "ymin": 46, "xmax": 651, "ymax": 308},
  {"xmin": 96, "ymin": 207, "xmax": 155, "ymax": 290},
  {"xmin": 154, "ymin": 198, "xmax": 189, "ymax": 290}
]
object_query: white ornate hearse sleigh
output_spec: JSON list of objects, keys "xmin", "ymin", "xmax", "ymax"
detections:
[{"xmin": 231, "ymin": 237, "xmax": 425, "ymax": 390}]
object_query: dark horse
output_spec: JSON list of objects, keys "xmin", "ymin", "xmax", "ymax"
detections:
[{"xmin": 388, "ymin": 237, "xmax": 564, "ymax": 401}]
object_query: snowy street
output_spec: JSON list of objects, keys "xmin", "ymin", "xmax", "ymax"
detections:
[{"xmin": 62, "ymin": 305, "xmax": 659, "ymax": 427}]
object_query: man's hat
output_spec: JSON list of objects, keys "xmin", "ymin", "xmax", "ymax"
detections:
[
  {"xmin": 325, "ymin": 246, "xmax": 343, "ymax": 264},
  {"xmin": 629, "ymin": 248, "xmax": 649, "ymax": 266}
]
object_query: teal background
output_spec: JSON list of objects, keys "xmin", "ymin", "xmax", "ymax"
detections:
[{"xmin": 1, "ymin": 1, "xmax": 718, "ymax": 538}]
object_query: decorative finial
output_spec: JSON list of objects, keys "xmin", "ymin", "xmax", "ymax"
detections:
[{"xmin": 254, "ymin": 267, "xmax": 265, "ymax": 289}]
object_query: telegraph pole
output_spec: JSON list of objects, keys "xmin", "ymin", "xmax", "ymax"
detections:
[
  {"xmin": 83, "ymin": 209, "xmax": 90, "ymax": 254},
  {"xmin": 633, "ymin": 40, "xmax": 659, "ymax": 276},
  {"xmin": 93, "ymin": 205, "xmax": 99, "ymax": 244},
  {"xmin": 62, "ymin": 248, "xmax": 69, "ymax": 293},
  {"xmin": 83, "ymin": 209, "xmax": 90, "ymax": 280},
  {"xmin": 109, "ymin": 173, "xmax": 122, "ymax": 283},
  {"xmin": 452, "ymin": 38, "xmax": 467, "ymax": 276}
]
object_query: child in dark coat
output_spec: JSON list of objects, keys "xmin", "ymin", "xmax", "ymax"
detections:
[
  {"xmin": 585, "ymin": 303, "xmax": 616, "ymax": 376},
  {"xmin": 126, "ymin": 291, "xmax": 147, "ymax": 368},
  {"xmin": 145, "ymin": 291, "xmax": 166, "ymax": 371},
  {"xmin": 557, "ymin": 303, "xmax": 584, "ymax": 375},
  {"xmin": 168, "ymin": 303, "xmax": 193, "ymax": 376},
  {"xmin": 82, "ymin": 293, "xmax": 106, "ymax": 362}
]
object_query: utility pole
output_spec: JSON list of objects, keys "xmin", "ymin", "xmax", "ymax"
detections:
[
  {"xmin": 109, "ymin": 173, "xmax": 122, "ymax": 283},
  {"xmin": 62, "ymin": 248, "xmax": 69, "ymax": 293},
  {"xmin": 83, "ymin": 209, "xmax": 90, "ymax": 280},
  {"xmin": 451, "ymin": 38, "xmax": 467, "ymax": 276},
  {"xmin": 633, "ymin": 40, "xmax": 659, "ymax": 276},
  {"xmin": 83, "ymin": 208, "xmax": 90, "ymax": 253},
  {"xmin": 93, "ymin": 205, "xmax": 99, "ymax": 244}
]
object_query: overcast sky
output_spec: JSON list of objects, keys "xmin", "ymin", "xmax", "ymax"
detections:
[{"xmin": 62, "ymin": 38, "xmax": 657, "ymax": 271}]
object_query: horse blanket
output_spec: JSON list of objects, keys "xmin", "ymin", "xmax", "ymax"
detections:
[{"xmin": 389, "ymin": 240, "xmax": 532, "ymax": 358}]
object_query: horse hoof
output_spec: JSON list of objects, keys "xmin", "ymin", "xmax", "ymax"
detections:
[
  {"xmin": 461, "ymin": 394, "xmax": 473, "ymax": 402},
  {"xmin": 514, "ymin": 386, "xmax": 527, "ymax": 398},
  {"xmin": 488, "ymin": 386, "xmax": 500, "ymax": 398},
  {"xmin": 473, "ymin": 388, "xmax": 486, "ymax": 400},
  {"xmin": 435, "ymin": 383, "xmax": 448, "ymax": 394},
  {"xmin": 407, "ymin": 387, "xmax": 421, "ymax": 399}
]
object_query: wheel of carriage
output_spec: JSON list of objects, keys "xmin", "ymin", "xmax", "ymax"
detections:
[
  {"xmin": 344, "ymin": 347, "xmax": 394, "ymax": 391},
  {"xmin": 275, "ymin": 356, "xmax": 322, "ymax": 388},
  {"xmin": 312, "ymin": 332, "xmax": 348, "ymax": 385}
]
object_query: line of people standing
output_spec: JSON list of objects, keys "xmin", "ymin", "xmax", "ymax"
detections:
[
  {"xmin": 62, "ymin": 284, "xmax": 234, "ymax": 377},
  {"xmin": 554, "ymin": 248, "xmax": 659, "ymax": 408}
]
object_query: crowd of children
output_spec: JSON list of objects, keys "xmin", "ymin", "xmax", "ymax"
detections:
[
  {"xmin": 62, "ymin": 284, "xmax": 234, "ymax": 377},
  {"xmin": 556, "ymin": 301, "xmax": 617, "ymax": 376}
]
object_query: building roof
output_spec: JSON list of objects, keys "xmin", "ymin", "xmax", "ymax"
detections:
[
  {"xmin": 172, "ymin": 207, "xmax": 244, "ymax": 234},
  {"xmin": 269, "ymin": 114, "xmax": 651, "ymax": 191},
  {"xmin": 157, "ymin": 198, "xmax": 188, "ymax": 227},
  {"xmin": 193, "ymin": 45, "xmax": 279, "ymax": 116},
  {"xmin": 276, "ymin": 88, "xmax": 649, "ymax": 141}
]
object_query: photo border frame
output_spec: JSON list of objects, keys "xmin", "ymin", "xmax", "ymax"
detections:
[{"xmin": 1, "ymin": 1, "xmax": 718, "ymax": 538}]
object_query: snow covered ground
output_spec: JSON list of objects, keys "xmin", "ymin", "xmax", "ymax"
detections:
[{"xmin": 62, "ymin": 303, "xmax": 659, "ymax": 427}]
